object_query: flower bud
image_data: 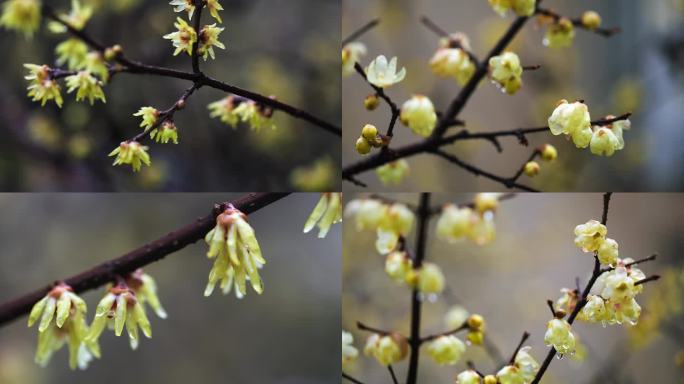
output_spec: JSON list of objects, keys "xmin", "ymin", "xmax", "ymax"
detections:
[
  {"xmin": 385, "ymin": 251, "xmax": 413, "ymax": 283},
  {"xmin": 361, "ymin": 124, "xmax": 378, "ymax": 141},
  {"xmin": 364, "ymin": 94, "xmax": 380, "ymax": 110},
  {"xmin": 581, "ymin": 11, "xmax": 602, "ymax": 30},
  {"xmin": 540, "ymin": 144, "xmax": 558, "ymax": 161},
  {"xmin": 456, "ymin": 369, "xmax": 482, "ymax": 384},
  {"xmin": 356, "ymin": 137, "xmax": 372, "ymax": 155},
  {"xmin": 467, "ymin": 314, "xmax": 485, "ymax": 331},
  {"xmin": 467, "ymin": 330, "xmax": 485, "ymax": 346},
  {"xmin": 483, "ymin": 375, "xmax": 498, "ymax": 384},
  {"xmin": 523, "ymin": 161, "xmax": 540, "ymax": 177}
]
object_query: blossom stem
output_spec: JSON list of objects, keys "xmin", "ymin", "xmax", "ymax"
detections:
[
  {"xmin": 342, "ymin": 372, "xmax": 366, "ymax": 384},
  {"xmin": 508, "ymin": 331, "xmax": 531, "ymax": 365},
  {"xmin": 388, "ymin": 365, "xmax": 399, "ymax": 384},
  {"xmin": 342, "ymin": 19, "xmax": 380, "ymax": 46},
  {"xmin": 190, "ymin": 0, "xmax": 204, "ymax": 74},
  {"xmin": 535, "ymin": 8, "xmax": 621, "ymax": 37},
  {"xmin": 0, "ymin": 193, "xmax": 290, "ymax": 327},
  {"xmin": 356, "ymin": 321, "xmax": 394, "ymax": 336}
]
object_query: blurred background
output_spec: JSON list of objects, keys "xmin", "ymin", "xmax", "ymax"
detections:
[
  {"xmin": 0, "ymin": 0, "xmax": 341, "ymax": 191},
  {"xmin": 343, "ymin": 193, "xmax": 684, "ymax": 383},
  {"xmin": 0, "ymin": 193, "xmax": 340, "ymax": 383},
  {"xmin": 342, "ymin": 0, "xmax": 684, "ymax": 191}
]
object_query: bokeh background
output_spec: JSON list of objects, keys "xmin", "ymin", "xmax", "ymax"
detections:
[
  {"xmin": 0, "ymin": 0, "xmax": 341, "ymax": 191},
  {"xmin": 342, "ymin": 0, "xmax": 684, "ymax": 191},
  {"xmin": 0, "ymin": 193, "xmax": 341, "ymax": 383},
  {"xmin": 343, "ymin": 193, "xmax": 684, "ymax": 383}
]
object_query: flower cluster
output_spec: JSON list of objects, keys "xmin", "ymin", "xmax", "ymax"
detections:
[
  {"xmin": 436, "ymin": 193, "xmax": 500, "ymax": 245},
  {"xmin": 65, "ymin": 71, "xmax": 106, "ymax": 105},
  {"xmin": 108, "ymin": 141, "xmax": 151, "ymax": 172},
  {"xmin": 165, "ymin": 0, "xmax": 225, "ymax": 58},
  {"xmin": 87, "ymin": 284, "xmax": 152, "ymax": 350},
  {"xmin": 344, "ymin": 198, "xmax": 415, "ymax": 254},
  {"xmin": 364, "ymin": 333, "xmax": 408, "ymax": 366},
  {"xmin": 208, "ymin": 95, "xmax": 276, "ymax": 131},
  {"xmin": 150, "ymin": 120, "xmax": 179, "ymax": 144},
  {"xmin": 365, "ymin": 55, "xmax": 406, "ymax": 88},
  {"xmin": 355, "ymin": 124, "xmax": 386, "ymax": 155},
  {"xmin": 204, "ymin": 206, "xmax": 265, "ymax": 298},
  {"xmin": 488, "ymin": 0, "xmax": 536, "ymax": 17},
  {"xmin": 342, "ymin": 42, "xmax": 367, "ymax": 76},
  {"xmin": 548, "ymin": 100, "xmax": 630, "ymax": 156},
  {"xmin": 24, "ymin": 64, "xmax": 63, "ymax": 107},
  {"xmin": 488, "ymin": 51, "xmax": 523, "ymax": 95},
  {"xmin": 303, "ymin": 192, "xmax": 342, "ymax": 238},
  {"xmin": 400, "ymin": 95, "xmax": 438, "ymax": 137},
  {"xmin": 429, "ymin": 35, "xmax": 475, "ymax": 86},
  {"xmin": 573, "ymin": 219, "xmax": 621, "ymax": 265},
  {"xmin": 28, "ymin": 283, "xmax": 98, "ymax": 370}
]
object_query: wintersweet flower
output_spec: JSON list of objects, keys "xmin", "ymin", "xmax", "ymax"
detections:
[
  {"xmin": 400, "ymin": 95, "xmax": 437, "ymax": 137},
  {"xmin": 134, "ymin": 106, "xmax": 160, "ymax": 131},
  {"xmin": 65, "ymin": 71, "xmax": 106, "ymax": 105},
  {"xmin": 86, "ymin": 285, "xmax": 152, "ymax": 350},
  {"xmin": 445, "ymin": 305, "xmax": 469, "ymax": 329},
  {"xmin": 416, "ymin": 262, "xmax": 445, "ymax": 295},
  {"xmin": 344, "ymin": 198, "xmax": 387, "ymax": 232},
  {"xmin": 544, "ymin": 318, "xmax": 576, "ymax": 355},
  {"xmin": 608, "ymin": 118, "xmax": 630, "ymax": 150},
  {"xmin": 0, "ymin": 0, "xmax": 41, "ymax": 38},
  {"xmin": 597, "ymin": 238, "xmax": 619, "ymax": 266},
  {"xmin": 384, "ymin": 251, "xmax": 412, "ymax": 283},
  {"xmin": 164, "ymin": 17, "xmax": 198, "ymax": 56},
  {"xmin": 474, "ymin": 193, "xmax": 500, "ymax": 214},
  {"xmin": 365, "ymin": 55, "xmax": 406, "ymax": 88},
  {"xmin": 548, "ymin": 100, "xmax": 592, "ymax": 148},
  {"xmin": 555, "ymin": 288, "xmax": 578, "ymax": 314},
  {"xmin": 488, "ymin": 0, "xmax": 536, "ymax": 17},
  {"xmin": 489, "ymin": 52, "xmax": 523, "ymax": 94},
  {"xmin": 436, "ymin": 205, "xmax": 473, "ymax": 242},
  {"xmin": 169, "ymin": 0, "xmax": 195, "ymax": 19},
  {"xmin": 342, "ymin": 331, "xmax": 358, "ymax": 367},
  {"xmin": 426, "ymin": 335, "xmax": 466, "ymax": 365},
  {"xmin": 84, "ymin": 52, "xmax": 109, "ymax": 83},
  {"xmin": 456, "ymin": 369, "xmax": 482, "ymax": 384},
  {"xmin": 198, "ymin": 24, "xmax": 226, "ymax": 60},
  {"xmin": 544, "ymin": 18, "xmax": 575, "ymax": 48},
  {"xmin": 376, "ymin": 159, "xmax": 410, "ymax": 185},
  {"xmin": 125, "ymin": 269, "xmax": 167, "ymax": 319},
  {"xmin": 208, "ymin": 95, "xmax": 240, "ymax": 126},
  {"xmin": 150, "ymin": 120, "xmax": 179, "ymax": 144},
  {"xmin": 28, "ymin": 283, "xmax": 98, "ymax": 369},
  {"xmin": 468, "ymin": 212, "xmax": 496, "ymax": 246},
  {"xmin": 484, "ymin": 376, "xmax": 498, "ymax": 384},
  {"xmin": 206, "ymin": 0, "xmax": 224, "ymax": 23},
  {"xmin": 342, "ymin": 42, "xmax": 367, "ymax": 76},
  {"xmin": 573, "ymin": 219, "xmax": 607, "ymax": 253},
  {"xmin": 231, "ymin": 100, "xmax": 276, "ymax": 131},
  {"xmin": 55, "ymin": 38, "xmax": 88, "ymax": 70},
  {"xmin": 24, "ymin": 64, "xmax": 63, "ymax": 107},
  {"xmin": 376, "ymin": 203, "xmax": 415, "ymax": 254},
  {"xmin": 590, "ymin": 127, "xmax": 620, "ymax": 156},
  {"xmin": 364, "ymin": 333, "xmax": 408, "ymax": 366},
  {"xmin": 303, "ymin": 192, "xmax": 342, "ymax": 238},
  {"xmin": 204, "ymin": 206, "xmax": 265, "ymax": 298},
  {"xmin": 580, "ymin": 295, "xmax": 607, "ymax": 323},
  {"xmin": 514, "ymin": 346, "xmax": 540, "ymax": 381},
  {"xmin": 48, "ymin": 0, "xmax": 92, "ymax": 32},
  {"xmin": 109, "ymin": 141, "xmax": 151, "ymax": 172},
  {"xmin": 429, "ymin": 48, "xmax": 475, "ymax": 86},
  {"xmin": 496, "ymin": 365, "xmax": 524, "ymax": 384}
]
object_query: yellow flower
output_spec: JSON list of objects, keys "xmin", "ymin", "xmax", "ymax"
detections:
[
  {"xmin": 540, "ymin": 144, "xmax": 557, "ymax": 161},
  {"xmin": 125, "ymin": 269, "xmax": 167, "ymax": 319},
  {"xmin": 436, "ymin": 205, "xmax": 473, "ymax": 243},
  {"xmin": 400, "ymin": 95, "xmax": 437, "ymax": 137},
  {"xmin": 376, "ymin": 203, "xmax": 415, "ymax": 254},
  {"xmin": 163, "ymin": 17, "xmax": 198, "ymax": 56},
  {"xmin": 134, "ymin": 106, "xmax": 160, "ymax": 130},
  {"xmin": 597, "ymin": 238, "xmax": 619, "ymax": 266},
  {"xmin": 544, "ymin": 318, "xmax": 576, "ymax": 355},
  {"xmin": 573, "ymin": 219, "xmax": 607, "ymax": 253},
  {"xmin": 580, "ymin": 295, "xmax": 608, "ymax": 323},
  {"xmin": 496, "ymin": 365, "xmax": 524, "ymax": 384},
  {"xmin": 55, "ymin": 38, "xmax": 88, "ymax": 70},
  {"xmin": 342, "ymin": 331, "xmax": 359, "ymax": 368},
  {"xmin": 28, "ymin": 283, "xmax": 99, "ymax": 370},
  {"xmin": 0, "ymin": 0, "xmax": 41, "ymax": 38},
  {"xmin": 344, "ymin": 198, "xmax": 387, "ymax": 232},
  {"xmin": 523, "ymin": 161, "xmax": 540, "ymax": 177},
  {"xmin": 150, "ymin": 120, "xmax": 179, "ymax": 144},
  {"xmin": 456, "ymin": 369, "xmax": 482, "ymax": 384},
  {"xmin": 48, "ymin": 0, "xmax": 92, "ymax": 32},
  {"xmin": 232, "ymin": 100, "xmax": 276, "ymax": 131},
  {"xmin": 65, "ymin": 71, "xmax": 106, "ymax": 105},
  {"xmin": 84, "ymin": 52, "xmax": 109, "ymax": 83},
  {"xmin": 474, "ymin": 193, "xmax": 500, "ymax": 214},
  {"xmin": 548, "ymin": 100, "xmax": 592, "ymax": 149},
  {"xmin": 169, "ymin": 0, "xmax": 195, "ymax": 19},
  {"xmin": 303, "ymin": 192, "xmax": 342, "ymax": 238},
  {"xmin": 208, "ymin": 95, "xmax": 240, "ymax": 126},
  {"xmin": 86, "ymin": 285, "xmax": 152, "ymax": 350},
  {"xmin": 342, "ymin": 42, "xmax": 367, "ymax": 76},
  {"xmin": 384, "ymin": 251, "xmax": 413, "ymax": 283},
  {"xmin": 444, "ymin": 305, "xmax": 469, "ymax": 329},
  {"xmin": 417, "ymin": 262, "xmax": 445, "ymax": 295},
  {"xmin": 376, "ymin": 159, "xmax": 410, "ymax": 186},
  {"xmin": 24, "ymin": 64, "xmax": 63, "ymax": 107},
  {"xmin": 289, "ymin": 157, "xmax": 337, "ymax": 192},
  {"xmin": 544, "ymin": 18, "xmax": 575, "ymax": 48},
  {"xmin": 108, "ymin": 141, "xmax": 151, "ymax": 172},
  {"xmin": 198, "ymin": 24, "xmax": 225, "ymax": 60},
  {"xmin": 555, "ymin": 288, "xmax": 578, "ymax": 314},
  {"xmin": 514, "ymin": 346, "xmax": 539, "ymax": 381},
  {"xmin": 590, "ymin": 127, "xmax": 620, "ymax": 156},
  {"xmin": 489, "ymin": 51, "xmax": 523, "ymax": 94},
  {"xmin": 204, "ymin": 207, "xmax": 265, "ymax": 298},
  {"xmin": 364, "ymin": 333, "xmax": 408, "ymax": 366},
  {"xmin": 365, "ymin": 55, "xmax": 406, "ymax": 88},
  {"xmin": 426, "ymin": 335, "xmax": 466, "ymax": 366},
  {"xmin": 429, "ymin": 48, "xmax": 475, "ymax": 85},
  {"xmin": 488, "ymin": 0, "xmax": 513, "ymax": 17},
  {"xmin": 206, "ymin": 0, "xmax": 223, "ymax": 23}
]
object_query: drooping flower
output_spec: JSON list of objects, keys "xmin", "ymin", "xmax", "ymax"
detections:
[
  {"xmin": 365, "ymin": 55, "xmax": 406, "ymax": 88},
  {"xmin": 163, "ymin": 17, "xmax": 198, "ymax": 56},
  {"xmin": 231, "ymin": 99, "xmax": 276, "ymax": 131},
  {"xmin": 429, "ymin": 48, "xmax": 475, "ymax": 86},
  {"xmin": 86, "ymin": 284, "xmax": 152, "ymax": 350},
  {"xmin": 597, "ymin": 238, "xmax": 619, "ymax": 266},
  {"xmin": 474, "ymin": 193, "xmax": 500, "ymax": 214},
  {"xmin": 0, "ymin": 0, "xmax": 41, "ymax": 38},
  {"xmin": 426, "ymin": 335, "xmax": 466, "ymax": 365},
  {"xmin": 590, "ymin": 127, "xmax": 620, "ymax": 156},
  {"xmin": 303, "ymin": 192, "xmax": 342, "ymax": 238},
  {"xmin": 376, "ymin": 159, "xmax": 410, "ymax": 185},
  {"xmin": 204, "ymin": 206, "xmax": 265, "ymax": 298},
  {"xmin": 514, "ymin": 346, "xmax": 540, "ymax": 381},
  {"xmin": 573, "ymin": 219, "xmax": 607, "ymax": 253},
  {"xmin": 28, "ymin": 283, "xmax": 99, "ymax": 369},
  {"xmin": 400, "ymin": 95, "xmax": 437, "ymax": 137},
  {"xmin": 445, "ymin": 305, "xmax": 469, "ymax": 330},
  {"xmin": 544, "ymin": 18, "xmax": 575, "ymax": 48},
  {"xmin": 134, "ymin": 106, "xmax": 160, "ymax": 131},
  {"xmin": 342, "ymin": 330, "xmax": 358, "ymax": 368},
  {"xmin": 206, "ymin": 0, "xmax": 224, "ymax": 23},
  {"xmin": 544, "ymin": 318, "xmax": 576, "ymax": 355},
  {"xmin": 436, "ymin": 205, "xmax": 473, "ymax": 243},
  {"xmin": 48, "ymin": 0, "xmax": 92, "ymax": 32},
  {"xmin": 24, "ymin": 64, "xmax": 63, "ymax": 107},
  {"xmin": 169, "ymin": 0, "xmax": 195, "ymax": 19},
  {"xmin": 384, "ymin": 250, "xmax": 413, "ymax": 283},
  {"xmin": 342, "ymin": 42, "xmax": 367, "ymax": 76},
  {"xmin": 489, "ymin": 52, "xmax": 523, "ymax": 94},
  {"xmin": 344, "ymin": 198, "xmax": 387, "ymax": 232},
  {"xmin": 554, "ymin": 288, "xmax": 578, "ymax": 314},
  {"xmin": 65, "ymin": 71, "xmax": 106, "ymax": 105},
  {"xmin": 208, "ymin": 95, "xmax": 240, "ymax": 126},
  {"xmin": 150, "ymin": 120, "xmax": 179, "ymax": 144},
  {"xmin": 375, "ymin": 203, "xmax": 415, "ymax": 254},
  {"xmin": 364, "ymin": 333, "xmax": 408, "ymax": 366},
  {"xmin": 496, "ymin": 365, "xmax": 524, "ymax": 384},
  {"xmin": 548, "ymin": 100, "xmax": 592, "ymax": 149},
  {"xmin": 124, "ymin": 269, "xmax": 167, "ymax": 319},
  {"xmin": 197, "ymin": 24, "xmax": 226, "ymax": 60},
  {"xmin": 579, "ymin": 294, "xmax": 608, "ymax": 323},
  {"xmin": 55, "ymin": 38, "xmax": 89, "ymax": 70},
  {"xmin": 416, "ymin": 262, "xmax": 445, "ymax": 295},
  {"xmin": 84, "ymin": 52, "xmax": 109, "ymax": 83},
  {"xmin": 109, "ymin": 141, "xmax": 151, "ymax": 172},
  {"xmin": 456, "ymin": 369, "xmax": 482, "ymax": 384}
]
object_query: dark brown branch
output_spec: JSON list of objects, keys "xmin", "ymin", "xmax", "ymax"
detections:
[
  {"xmin": 420, "ymin": 15, "xmax": 480, "ymax": 64},
  {"xmin": 634, "ymin": 275, "xmax": 660, "ymax": 286},
  {"xmin": 508, "ymin": 331, "xmax": 531, "ymax": 365},
  {"xmin": 190, "ymin": 0, "xmax": 204, "ymax": 74},
  {"xmin": 536, "ymin": 8, "xmax": 621, "ymax": 37},
  {"xmin": 388, "ymin": 365, "xmax": 399, "ymax": 384},
  {"xmin": 0, "ymin": 192, "xmax": 290, "ymax": 327},
  {"xmin": 342, "ymin": 373, "xmax": 366, "ymax": 384},
  {"xmin": 406, "ymin": 193, "xmax": 431, "ymax": 384},
  {"xmin": 342, "ymin": 19, "xmax": 380, "ymax": 46},
  {"xmin": 353, "ymin": 63, "xmax": 400, "ymax": 138},
  {"xmin": 419, "ymin": 324, "xmax": 468, "ymax": 344},
  {"xmin": 357, "ymin": 321, "xmax": 394, "ymax": 336}
]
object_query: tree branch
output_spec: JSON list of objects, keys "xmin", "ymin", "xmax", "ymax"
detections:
[
  {"xmin": 342, "ymin": 19, "xmax": 380, "ymax": 46},
  {"xmin": 0, "ymin": 192, "xmax": 290, "ymax": 327}
]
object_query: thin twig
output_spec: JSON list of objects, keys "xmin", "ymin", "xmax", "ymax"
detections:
[
  {"xmin": 536, "ymin": 8, "xmax": 622, "ymax": 37},
  {"xmin": 343, "ymin": 19, "xmax": 380, "ymax": 46},
  {"xmin": 342, "ymin": 373, "xmax": 366, "ymax": 384},
  {"xmin": 388, "ymin": 365, "xmax": 399, "ymax": 384}
]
